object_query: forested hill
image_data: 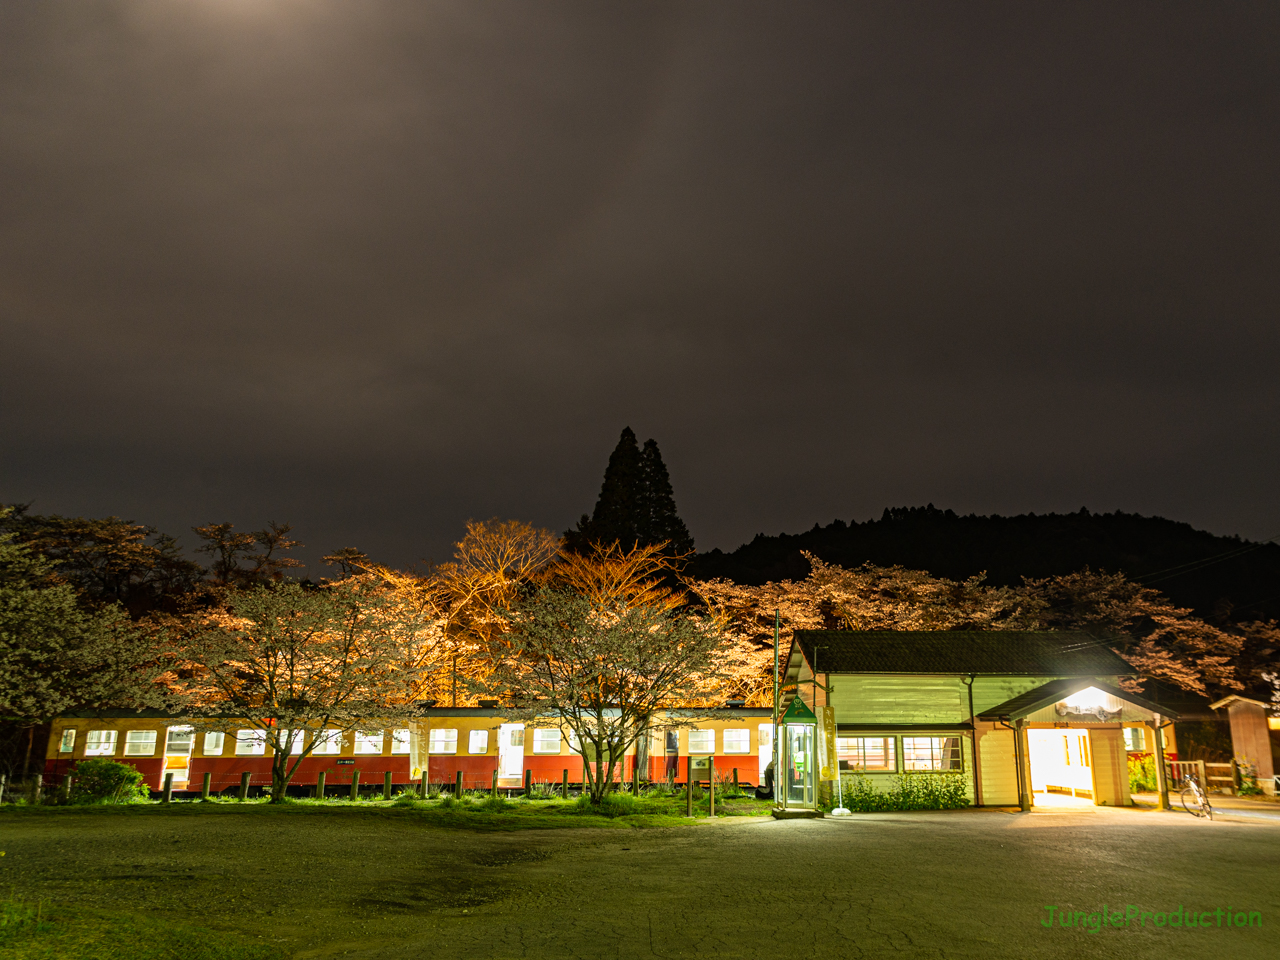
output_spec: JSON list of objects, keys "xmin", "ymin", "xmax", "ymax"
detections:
[{"xmin": 690, "ymin": 506, "xmax": 1280, "ymax": 624}]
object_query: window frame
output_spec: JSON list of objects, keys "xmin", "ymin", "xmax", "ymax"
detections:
[
  {"xmin": 234, "ymin": 729, "xmax": 267, "ymax": 757},
  {"xmin": 59, "ymin": 728, "xmax": 77, "ymax": 754},
  {"xmin": 428, "ymin": 728, "xmax": 459, "ymax": 755},
  {"xmin": 837, "ymin": 736, "xmax": 897, "ymax": 773},
  {"xmin": 900, "ymin": 736, "xmax": 962, "ymax": 773},
  {"xmin": 353, "ymin": 730, "xmax": 385, "ymax": 756},
  {"xmin": 85, "ymin": 730, "xmax": 118, "ymax": 756},
  {"xmin": 203, "ymin": 731, "xmax": 225, "ymax": 756},
  {"xmin": 722, "ymin": 728, "xmax": 750, "ymax": 755},
  {"xmin": 311, "ymin": 730, "xmax": 342, "ymax": 755},
  {"xmin": 391, "ymin": 729, "xmax": 411, "ymax": 755},
  {"xmin": 532, "ymin": 729, "xmax": 562, "ymax": 755},
  {"xmin": 468, "ymin": 729, "xmax": 489, "ymax": 755},
  {"xmin": 687, "ymin": 729, "xmax": 715, "ymax": 755},
  {"xmin": 124, "ymin": 729, "xmax": 158, "ymax": 757}
]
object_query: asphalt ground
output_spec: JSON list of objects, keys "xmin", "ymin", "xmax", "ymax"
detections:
[{"xmin": 1, "ymin": 801, "xmax": 1276, "ymax": 960}]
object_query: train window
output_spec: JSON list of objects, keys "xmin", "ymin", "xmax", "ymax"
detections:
[
  {"xmin": 391, "ymin": 729, "xmax": 411, "ymax": 754},
  {"xmin": 468, "ymin": 730, "xmax": 489, "ymax": 754},
  {"xmin": 838, "ymin": 737, "xmax": 895, "ymax": 772},
  {"xmin": 59, "ymin": 729, "xmax": 76, "ymax": 753},
  {"xmin": 235, "ymin": 730, "xmax": 266, "ymax": 756},
  {"xmin": 86, "ymin": 730, "xmax": 117, "ymax": 756},
  {"xmin": 567, "ymin": 729, "xmax": 582, "ymax": 753},
  {"xmin": 124, "ymin": 730, "xmax": 158, "ymax": 756},
  {"xmin": 532, "ymin": 729, "xmax": 561, "ymax": 754},
  {"xmin": 284, "ymin": 730, "xmax": 305, "ymax": 755},
  {"xmin": 688, "ymin": 730, "xmax": 715, "ymax": 754},
  {"xmin": 354, "ymin": 731, "xmax": 384, "ymax": 755},
  {"xmin": 203, "ymin": 732, "xmax": 225, "ymax": 756},
  {"xmin": 429, "ymin": 729, "xmax": 458, "ymax": 754},
  {"xmin": 723, "ymin": 729, "xmax": 750, "ymax": 754},
  {"xmin": 312, "ymin": 730, "xmax": 342, "ymax": 755},
  {"xmin": 166, "ymin": 727, "xmax": 194, "ymax": 753}
]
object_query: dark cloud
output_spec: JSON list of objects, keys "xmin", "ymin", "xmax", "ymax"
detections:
[{"xmin": 3, "ymin": 1, "xmax": 1278, "ymax": 572}]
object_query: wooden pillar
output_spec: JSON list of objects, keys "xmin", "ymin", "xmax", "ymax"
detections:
[
  {"xmin": 455, "ymin": 770, "xmax": 464, "ymax": 797},
  {"xmin": 561, "ymin": 769, "xmax": 568, "ymax": 799},
  {"xmin": 384, "ymin": 771, "xmax": 393, "ymax": 800},
  {"xmin": 686, "ymin": 764, "xmax": 694, "ymax": 817},
  {"xmin": 523, "ymin": 769, "xmax": 532, "ymax": 798},
  {"xmin": 316, "ymin": 770, "xmax": 326, "ymax": 800},
  {"xmin": 349, "ymin": 769, "xmax": 360, "ymax": 801},
  {"xmin": 163, "ymin": 772, "xmax": 174, "ymax": 803},
  {"xmin": 238, "ymin": 771, "xmax": 250, "ymax": 801},
  {"xmin": 631, "ymin": 762, "xmax": 640, "ymax": 795},
  {"xmin": 732, "ymin": 768, "xmax": 739, "ymax": 794},
  {"xmin": 62, "ymin": 774, "xmax": 73, "ymax": 802},
  {"xmin": 202, "ymin": 772, "xmax": 212, "ymax": 800},
  {"xmin": 1014, "ymin": 720, "xmax": 1032, "ymax": 811},
  {"xmin": 708, "ymin": 765, "xmax": 715, "ymax": 817},
  {"xmin": 492, "ymin": 769, "xmax": 499, "ymax": 798},
  {"xmin": 1150, "ymin": 715, "xmax": 1171, "ymax": 810}
]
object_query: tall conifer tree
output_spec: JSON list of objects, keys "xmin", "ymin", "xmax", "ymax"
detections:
[{"xmin": 566, "ymin": 428, "xmax": 694, "ymax": 557}]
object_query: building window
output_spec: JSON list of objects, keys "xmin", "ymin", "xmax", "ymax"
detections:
[
  {"xmin": 354, "ymin": 731, "xmax": 384, "ymax": 755},
  {"xmin": 468, "ymin": 730, "xmax": 489, "ymax": 754},
  {"xmin": 533, "ymin": 729, "xmax": 561, "ymax": 754},
  {"xmin": 429, "ymin": 729, "xmax": 458, "ymax": 754},
  {"xmin": 901, "ymin": 737, "xmax": 961, "ymax": 772},
  {"xmin": 1123, "ymin": 727, "xmax": 1146, "ymax": 752},
  {"xmin": 723, "ymin": 729, "xmax": 750, "ymax": 754},
  {"xmin": 391, "ymin": 729, "xmax": 411, "ymax": 755},
  {"xmin": 59, "ymin": 729, "xmax": 76, "ymax": 754},
  {"xmin": 203, "ymin": 732, "xmax": 225, "ymax": 756},
  {"xmin": 85, "ymin": 730, "xmax": 117, "ymax": 756},
  {"xmin": 124, "ymin": 730, "xmax": 158, "ymax": 756},
  {"xmin": 688, "ymin": 729, "xmax": 715, "ymax": 754},
  {"xmin": 312, "ymin": 730, "xmax": 342, "ymax": 755},
  {"xmin": 837, "ymin": 737, "xmax": 896, "ymax": 773},
  {"xmin": 235, "ymin": 729, "xmax": 266, "ymax": 756}
]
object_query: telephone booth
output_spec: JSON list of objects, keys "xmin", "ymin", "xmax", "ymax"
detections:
[{"xmin": 779, "ymin": 697, "xmax": 818, "ymax": 809}]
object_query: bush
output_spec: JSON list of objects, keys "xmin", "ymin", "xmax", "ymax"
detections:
[
  {"xmin": 69, "ymin": 759, "xmax": 149, "ymax": 804},
  {"xmin": 830, "ymin": 772, "xmax": 970, "ymax": 812},
  {"xmin": 1236, "ymin": 757, "xmax": 1263, "ymax": 796},
  {"xmin": 1127, "ymin": 754, "xmax": 1157, "ymax": 793},
  {"xmin": 575, "ymin": 791, "xmax": 640, "ymax": 818}
]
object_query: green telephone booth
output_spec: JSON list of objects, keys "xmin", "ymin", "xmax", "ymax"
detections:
[{"xmin": 779, "ymin": 697, "xmax": 817, "ymax": 809}]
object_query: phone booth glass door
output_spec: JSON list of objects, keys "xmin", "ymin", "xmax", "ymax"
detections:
[{"xmin": 784, "ymin": 723, "xmax": 815, "ymax": 808}]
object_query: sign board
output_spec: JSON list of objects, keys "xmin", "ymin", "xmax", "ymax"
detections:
[
  {"xmin": 336, "ymin": 759, "xmax": 355, "ymax": 765},
  {"xmin": 818, "ymin": 705, "xmax": 837, "ymax": 782},
  {"xmin": 781, "ymin": 697, "xmax": 817, "ymax": 724}
]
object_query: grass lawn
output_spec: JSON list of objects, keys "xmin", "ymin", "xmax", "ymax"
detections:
[{"xmin": 0, "ymin": 898, "xmax": 285, "ymax": 960}]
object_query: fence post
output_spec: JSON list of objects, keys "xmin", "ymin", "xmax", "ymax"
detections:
[
  {"xmin": 686, "ymin": 763, "xmax": 694, "ymax": 817},
  {"xmin": 1197, "ymin": 760, "xmax": 1207, "ymax": 792},
  {"xmin": 632, "ymin": 763, "xmax": 640, "ymax": 795},
  {"xmin": 316, "ymin": 771, "xmax": 326, "ymax": 800},
  {"xmin": 524, "ymin": 769, "xmax": 532, "ymax": 798},
  {"xmin": 349, "ymin": 770, "xmax": 360, "ymax": 801},
  {"xmin": 0, "ymin": 773, "xmax": 6, "ymax": 803},
  {"xmin": 163, "ymin": 772, "xmax": 174, "ymax": 803},
  {"xmin": 709, "ymin": 766, "xmax": 715, "ymax": 817},
  {"xmin": 561, "ymin": 769, "xmax": 568, "ymax": 800},
  {"xmin": 455, "ymin": 770, "xmax": 464, "ymax": 797},
  {"xmin": 1231, "ymin": 758, "xmax": 1240, "ymax": 794},
  {"xmin": 491, "ymin": 769, "xmax": 498, "ymax": 798},
  {"xmin": 62, "ymin": 774, "xmax": 73, "ymax": 802},
  {"xmin": 384, "ymin": 771, "xmax": 393, "ymax": 800},
  {"xmin": 420, "ymin": 773, "xmax": 428, "ymax": 798},
  {"xmin": 733, "ymin": 768, "xmax": 739, "ymax": 794},
  {"xmin": 201, "ymin": 772, "xmax": 211, "ymax": 800},
  {"xmin": 238, "ymin": 771, "xmax": 251, "ymax": 801},
  {"xmin": 31, "ymin": 774, "xmax": 43, "ymax": 805}
]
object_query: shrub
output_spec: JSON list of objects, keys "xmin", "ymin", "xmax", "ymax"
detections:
[
  {"xmin": 69, "ymin": 758, "xmax": 149, "ymax": 804},
  {"xmin": 575, "ymin": 791, "xmax": 640, "ymax": 818},
  {"xmin": 1127, "ymin": 754, "xmax": 1157, "ymax": 793},
  {"xmin": 1236, "ymin": 757, "xmax": 1263, "ymax": 796},
  {"xmin": 830, "ymin": 772, "xmax": 970, "ymax": 812}
]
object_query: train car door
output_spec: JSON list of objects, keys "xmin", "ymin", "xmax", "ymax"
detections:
[
  {"xmin": 498, "ymin": 723, "xmax": 525, "ymax": 780},
  {"xmin": 164, "ymin": 725, "xmax": 195, "ymax": 787},
  {"xmin": 758, "ymin": 723, "xmax": 774, "ymax": 784},
  {"xmin": 664, "ymin": 728, "xmax": 679, "ymax": 780}
]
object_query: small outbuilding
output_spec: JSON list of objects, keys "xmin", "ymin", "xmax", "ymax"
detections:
[{"xmin": 781, "ymin": 630, "xmax": 1182, "ymax": 810}]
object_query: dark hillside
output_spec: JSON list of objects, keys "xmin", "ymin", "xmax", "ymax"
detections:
[{"xmin": 691, "ymin": 506, "xmax": 1280, "ymax": 624}]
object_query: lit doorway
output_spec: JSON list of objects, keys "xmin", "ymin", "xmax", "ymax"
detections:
[
  {"xmin": 498, "ymin": 723, "xmax": 525, "ymax": 781},
  {"xmin": 1027, "ymin": 728, "xmax": 1094, "ymax": 803}
]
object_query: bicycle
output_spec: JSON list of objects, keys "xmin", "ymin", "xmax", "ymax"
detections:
[{"xmin": 1178, "ymin": 773, "xmax": 1213, "ymax": 820}]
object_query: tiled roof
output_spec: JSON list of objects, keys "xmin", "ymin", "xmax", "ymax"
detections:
[{"xmin": 794, "ymin": 630, "xmax": 1134, "ymax": 677}]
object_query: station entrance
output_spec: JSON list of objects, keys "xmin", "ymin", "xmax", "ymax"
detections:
[{"xmin": 1027, "ymin": 728, "xmax": 1095, "ymax": 803}]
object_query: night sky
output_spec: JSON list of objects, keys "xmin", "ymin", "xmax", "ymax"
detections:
[{"xmin": 3, "ymin": 2, "xmax": 1278, "ymax": 573}]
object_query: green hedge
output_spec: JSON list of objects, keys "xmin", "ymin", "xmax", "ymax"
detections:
[
  {"xmin": 830, "ymin": 772, "xmax": 970, "ymax": 812},
  {"xmin": 69, "ymin": 759, "xmax": 149, "ymax": 804}
]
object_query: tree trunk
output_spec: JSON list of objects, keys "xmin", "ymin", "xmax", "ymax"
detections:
[{"xmin": 22, "ymin": 725, "xmax": 34, "ymax": 778}]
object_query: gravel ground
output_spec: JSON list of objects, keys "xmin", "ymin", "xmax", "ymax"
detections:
[{"xmin": 1, "ymin": 802, "xmax": 1277, "ymax": 959}]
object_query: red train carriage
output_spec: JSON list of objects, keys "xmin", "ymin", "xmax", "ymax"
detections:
[{"xmin": 44, "ymin": 707, "xmax": 775, "ymax": 795}]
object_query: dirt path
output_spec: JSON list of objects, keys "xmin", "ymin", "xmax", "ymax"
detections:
[{"xmin": 2, "ymin": 804, "xmax": 1277, "ymax": 959}]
